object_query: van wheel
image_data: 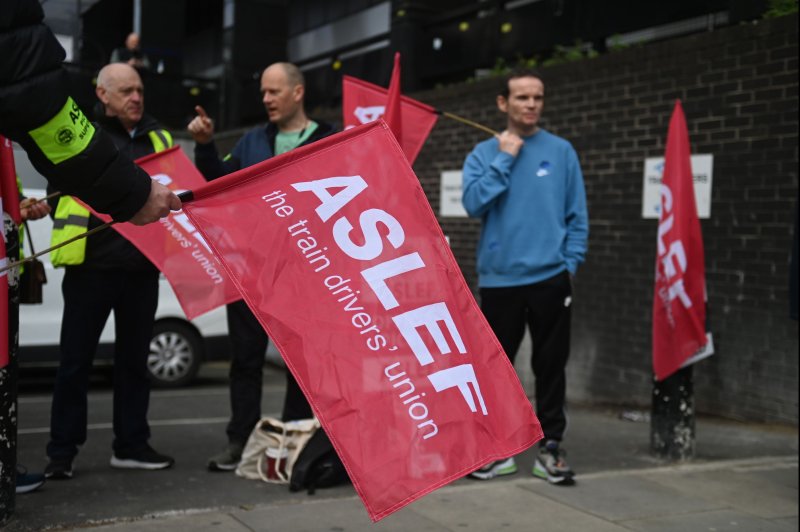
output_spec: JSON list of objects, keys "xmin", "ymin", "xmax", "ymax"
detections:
[{"xmin": 148, "ymin": 321, "xmax": 203, "ymax": 387}]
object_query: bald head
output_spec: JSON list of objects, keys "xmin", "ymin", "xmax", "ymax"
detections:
[
  {"xmin": 97, "ymin": 63, "xmax": 140, "ymax": 89},
  {"xmin": 96, "ymin": 63, "xmax": 144, "ymax": 130},
  {"xmin": 260, "ymin": 62, "xmax": 307, "ymax": 131},
  {"xmin": 125, "ymin": 32, "xmax": 140, "ymax": 51}
]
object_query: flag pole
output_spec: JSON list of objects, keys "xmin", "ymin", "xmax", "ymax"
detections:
[
  {"xmin": 24, "ymin": 191, "xmax": 61, "ymax": 204},
  {"xmin": 0, "ymin": 221, "xmax": 117, "ymax": 274},
  {"xmin": 1, "ymin": 190, "xmax": 195, "ymax": 274},
  {"xmin": 436, "ymin": 110, "xmax": 499, "ymax": 136}
]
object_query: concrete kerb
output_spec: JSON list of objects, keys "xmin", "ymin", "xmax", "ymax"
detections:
[{"xmin": 72, "ymin": 454, "xmax": 799, "ymax": 531}]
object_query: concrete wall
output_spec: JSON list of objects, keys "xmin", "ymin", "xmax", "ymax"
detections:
[{"xmin": 406, "ymin": 15, "xmax": 798, "ymax": 423}]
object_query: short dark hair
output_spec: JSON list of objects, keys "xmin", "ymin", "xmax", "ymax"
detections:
[{"xmin": 499, "ymin": 68, "xmax": 544, "ymax": 98}]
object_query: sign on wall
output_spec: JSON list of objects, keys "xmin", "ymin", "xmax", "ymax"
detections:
[
  {"xmin": 440, "ymin": 170, "xmax": 468, "ymax": 218},
  {"xmin": 642, "ymin": 154, "xmax": 713, "ymax": 219}
]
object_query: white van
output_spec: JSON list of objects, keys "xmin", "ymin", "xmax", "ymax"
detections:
[{"xmin": 15, "ymin": 143, "xmax": 230, "ymax": 387}]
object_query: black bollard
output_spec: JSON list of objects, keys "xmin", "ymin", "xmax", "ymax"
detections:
[
  {"xmin": 0, "ymin": 221, "xmax": 20, "ymax": 524},
  {"xmin": 650, "ymin": 365, "xmax": 695, "ymax": 460}
]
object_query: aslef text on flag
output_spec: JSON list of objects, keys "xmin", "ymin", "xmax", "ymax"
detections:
[
  {"xmin": 342, "ymin": 75, "xmax": 438, "ymax": 164},
  {"xmin": 85, "ymin": 146, "xmax": 241, "ymax": 319},
  {"xmin": 182, "ymin": 120, "xmax": 542, "ymax": 521},
  {"xmin": 653, "ymin": 100, "xmax": 707, "ymax": 380}
]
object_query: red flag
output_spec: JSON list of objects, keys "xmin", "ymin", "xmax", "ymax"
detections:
[
  {"xmin": 383, "ymin": 52, "xmax": 403, "ymax": 143},
  {"xmin": 0, "ymin": 136, "xmax": 21, "ymax": 225},
  {"xmin": 342, "ymin": 73, "xmax": 437, "ymax": 165},
  {"xmin": 653, "ymin": 101, "xmax": 707, "ymax": 380},
  {"xmin": 182, "ymin": 121, "xmax": 542, "ymax": 521},
  {"xmin": 85, "ymin": 147, "xmax": 240, "ymax": 319},
  {"xmin": 0, "ymin": 136, "xmax": 15, "ymax": 368}
]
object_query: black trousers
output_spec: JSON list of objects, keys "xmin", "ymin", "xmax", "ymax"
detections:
[
  {"xmin": 48, "ymin": 268, "xmax": 158, "ymax": 460},
  {"xmin": 479, "ymin": 270, "xmax": 572, "ymax": 443},
  {"xmin": 225, "ymin": 300, "xmax": 313, "ymax": 446}
]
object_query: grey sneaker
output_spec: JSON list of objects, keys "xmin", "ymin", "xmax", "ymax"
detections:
[
  {"xmin": 207, "ymin": 443, "xmax": 243, "ymax": 472},
  {"xmin": 469, "ymin": 457, "xmax": 518, "ymax": 480},
  {"xmin": 533, "ymin": 440, "xmax": 575, "ymax": 485}
]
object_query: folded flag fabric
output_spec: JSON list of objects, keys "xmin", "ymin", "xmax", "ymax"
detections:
[
  {"xmin": 342, "ymin": 74, "xmax": 438, "ymax": 164},
  {"xmin": 87, "ymin": 146, "xmax": 241, "ymax": 319},
  {"xmin": 652, "ymin": 100, "xmax": 707, "ymax": 380}
]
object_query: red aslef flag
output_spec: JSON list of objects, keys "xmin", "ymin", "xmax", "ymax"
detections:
[
  {"xmin": 181, "ymin": 120, "xmax": 542, "ymax": 521},
  {"xmin": 342, "ymin": 71, "xmax": 437, "ymax": 164},
  {"xmin": 383, "ymin": 52, "xmax": 403, "ymax": 144},
  {"xmin": 85, "ymin": 147, "xmax": 240, "ymax": 319},
  {"xmin": 652, "ymin": 100, "xmax": 707, "ymax": 380},
  {"xmin": 0, "ymin": 136, "xmax": 17, "ymax": 368}
]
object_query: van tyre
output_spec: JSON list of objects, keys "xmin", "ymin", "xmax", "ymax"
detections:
[{"xmin": 148, "ymin": 321, "xmax": 203, "ymax": 387}]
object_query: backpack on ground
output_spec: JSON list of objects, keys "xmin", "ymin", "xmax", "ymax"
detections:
[{"xmin": 289, "ymin": 429, "xmax": 350, "ymax": 494}]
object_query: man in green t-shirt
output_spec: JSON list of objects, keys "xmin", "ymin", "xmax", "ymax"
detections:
[{"xmin": 187, "ymin": 62, "xmax": 337, "ymax": 471}]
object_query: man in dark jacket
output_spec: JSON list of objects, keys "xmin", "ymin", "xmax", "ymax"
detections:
[
  {"xmin": 0, "ymin": 0, "xmax": 180, "ymax": 224},
  {"xmin": 44, "ymin": 63, "xmax": 175, "ymax": 480},
  {"xmin": 2, "ymin": 0, "xmax": 179, "ymax": 517},
  {"xmin": 188, "ymin": 62, "xmax": 337, "ymax": 471}
]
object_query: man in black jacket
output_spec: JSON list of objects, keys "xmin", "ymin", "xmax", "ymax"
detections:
[
  {"xmin": 0, "ymin": 0, "xmax": 180, "ymax": 224},
  {"xmin": 188, "ymin": 62, "xmax": 337, "ymax": 471},
  {"xmin": 1, "ymin": 0, "xmax": 179, "ymax": 517},
  {"xmin": 44, "ymin": 63, "xmax": 175, "ymax": 480}
]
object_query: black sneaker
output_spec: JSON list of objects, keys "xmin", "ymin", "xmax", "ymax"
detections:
[
  {"xmin": 207, "ymin": 442, "xmax": 243, "ymax": 472},
  {"xmin": 110, "ymin": 445, "xmax": 175, "ymax": 470},
  {"xmin": 16, "ymin": 465, "xmax": 46, "ymax": 494},
  {"xmin": 44, "ymin": 458, "xmax": 73, "ymax": 480}
]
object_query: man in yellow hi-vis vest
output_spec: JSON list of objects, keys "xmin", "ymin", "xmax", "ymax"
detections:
[{"xmin": 44, "ymin": 63, "xmax": 174, "ymax": 480}]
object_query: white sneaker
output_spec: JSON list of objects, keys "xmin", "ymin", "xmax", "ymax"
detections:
[{"xmin": 469, "ymin": 457, "xmax": 518, "ymax": 480}]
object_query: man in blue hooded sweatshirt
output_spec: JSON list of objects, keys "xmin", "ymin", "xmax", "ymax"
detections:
[{"xmin": 462, "ymin": 68, "xmax": 588, "ymax": 485}]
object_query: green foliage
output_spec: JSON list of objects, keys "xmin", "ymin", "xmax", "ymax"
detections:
[
  {"xmin": 607, "ymin": 34, "xmax": 630, "ymax": 52},
  {"xmin": 763, "ymin": 0, "xmax": 798, "ymax": 18},
  {"xmin": 541, "ymin": 40, "xmax": 599, "ymax": 67}
]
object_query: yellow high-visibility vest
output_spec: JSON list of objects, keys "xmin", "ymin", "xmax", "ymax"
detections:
[{"xmin": 49, "ymin": 129, "xmax": 172, "ymax": 266}]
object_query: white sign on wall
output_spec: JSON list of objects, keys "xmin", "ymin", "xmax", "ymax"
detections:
[
  {"xmin": 642, "ymin": 154, "xmax": 713, "ymax": 219},
  {"xmin": 440, "ymin": 170, "xmax": 468, "ymax": 218}
]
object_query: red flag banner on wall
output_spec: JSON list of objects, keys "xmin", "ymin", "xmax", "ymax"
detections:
[
  {"xmin": 182, "ymin": 121, "xmax": 542, "ymax": 521},
  {"xmin": 86, "ymin": 147, "xmax": 240, "ymax": 319},
  {"xmin": 652, "ymin": 101, "xmax": 707, "ymax": 380},
  {"xmin": 342, "ymin": 75, "xmax": 438, "ymax": 164}
]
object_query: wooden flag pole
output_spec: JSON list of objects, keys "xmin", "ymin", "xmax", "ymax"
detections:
[
  {"xmin": 437, "ymin": 110, "xmax": 499, "ymax": 136},
  {"xmin": 2, "ymin": 189, "xmax": 194, "ymax": 274},
  {"xmin": 0, "ymin": 220, "xmax": 116, "ymax": 274}
]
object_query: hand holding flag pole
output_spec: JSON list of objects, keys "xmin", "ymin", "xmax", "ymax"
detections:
[{"xmin": 0, "ymin": 190, "xmax": 193, "ymax": 275}]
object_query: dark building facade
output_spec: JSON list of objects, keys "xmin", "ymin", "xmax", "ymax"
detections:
[
  {"xmin": 47, "ymin": 0, "xmax": 796, "ymax": 423},
  {"xmin": 55, "ymin": 0, "xmax": 770, "ymax": 128}
]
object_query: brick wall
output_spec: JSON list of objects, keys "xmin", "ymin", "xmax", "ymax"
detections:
[
  {"xmin": 211, "ymin": 15, "xmax": 797, "ymax": 423},
  {"xmin": 406, "ymin": 15, "xmax": 798, "ymax": 424}
]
